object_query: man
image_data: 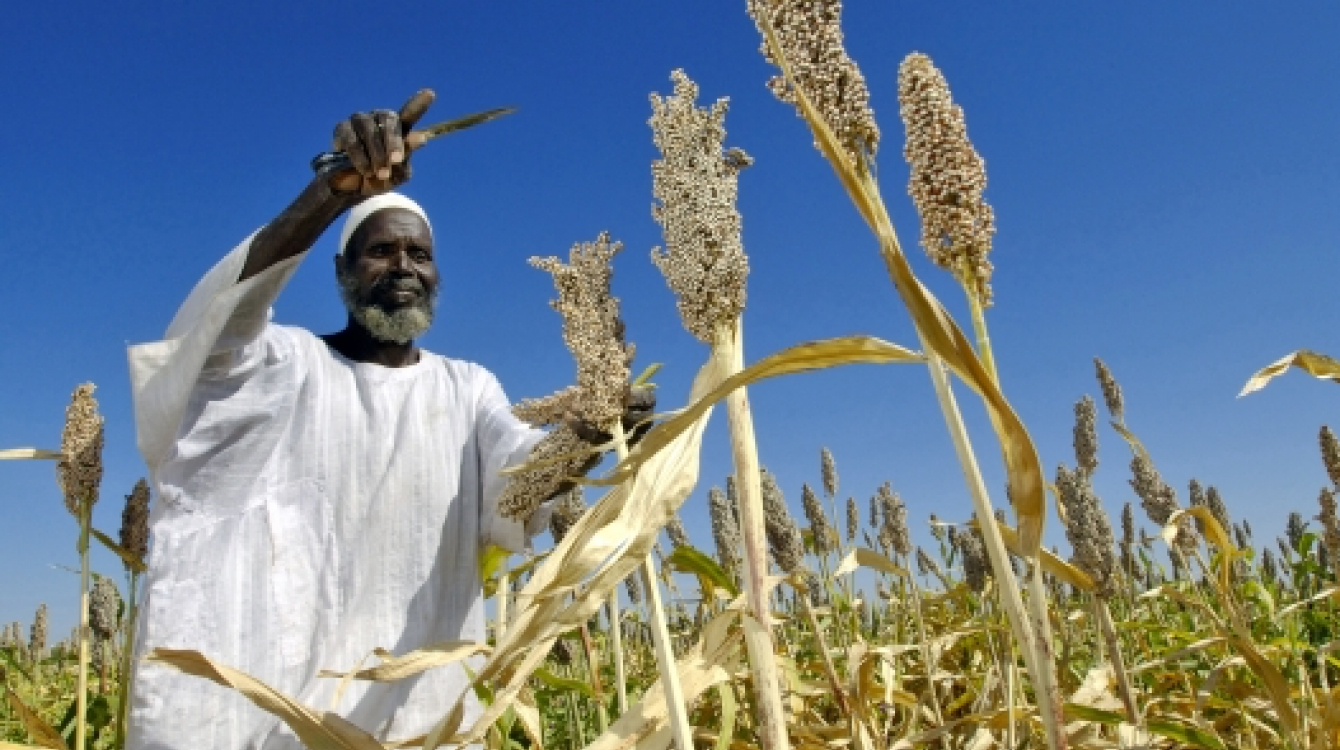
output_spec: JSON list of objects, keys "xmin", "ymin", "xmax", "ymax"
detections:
[{"xmin": 126, "ymin": 91, "xmax": 642, "ymax": 749}]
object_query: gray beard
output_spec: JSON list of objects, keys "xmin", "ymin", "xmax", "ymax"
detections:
[{"xmin": 337, "ymin": 270, "xmax": 437, "ymax": 345}]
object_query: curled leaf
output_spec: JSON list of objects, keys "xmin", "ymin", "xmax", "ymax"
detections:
[{"xmin": 1239, "ymin": 350, "xmax": 1340, "ymax": 396}]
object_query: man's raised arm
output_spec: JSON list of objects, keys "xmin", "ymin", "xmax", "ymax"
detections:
[{"xmin": 239, "ymin": 89, "xmax": 435, "ymax": 281}]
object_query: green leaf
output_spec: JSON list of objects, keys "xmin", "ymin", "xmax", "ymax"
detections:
[
  {"xmin": 666, "ymin": 545, "xmax": 739, "ymax": 598},
  {"xmin": 0, "ymin": 646, "xmax": 33, "ymax": 683},
  {"xmin": 1064, "ymin": 703, "xmax": 1227, "ymax": 750},
  {"xmin": 532, "ymin": 667, "xmax": 594, "ymax": 698}
]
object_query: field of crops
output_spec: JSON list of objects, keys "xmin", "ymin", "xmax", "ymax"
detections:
[{"xmin": 4, "ymin": 2, "xmax": 1340, "ymax": 750}]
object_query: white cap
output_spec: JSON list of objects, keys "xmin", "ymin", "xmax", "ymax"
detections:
[{"xmin": 338, "ymin": 192, "xmax": 433, "ymax": 256}]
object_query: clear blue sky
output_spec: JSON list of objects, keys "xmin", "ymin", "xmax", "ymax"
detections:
[{"xmin": 2, "ymin": 2, "xmax": 1337, "ymax": 635}]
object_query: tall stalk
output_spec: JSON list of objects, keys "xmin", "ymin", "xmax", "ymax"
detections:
[
  {"xmin": 918, "ymin": 352, "xmax": 1066, "ymax": 749},
  {"xmin": 1094, "ymin": 597, "xmax": 1140, "ymax": 726},
  {"xmin": 612, "ymin": 421, "xmax": 693, "ymax": 750},
  {"xmin": 607, "ymin": 587, "xmax": 628, "ymax": 715},
  {"xmin": 714, "ymin": 320, "xmax": 789, "ymax": 750},
  {"xmin": 116, "ymin": 570, "xmax": 141, "ymax": 750},
  {"xmin": 75, "ymin": 505, "xmax": 91, "ymax": 750}
]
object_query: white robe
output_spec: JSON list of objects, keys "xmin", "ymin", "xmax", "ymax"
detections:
[{"xmin": 125, "ymin": 233, "xmax": 546, "ymax": 749}]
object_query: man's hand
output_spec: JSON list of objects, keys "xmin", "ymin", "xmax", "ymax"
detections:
[
  {"xmin": 566, "ymin": 385, "xmax": 658, "ymax": 448},
  {"xmin": 329, "ymin": 89, "xmax": 436, "ymax": 196}
]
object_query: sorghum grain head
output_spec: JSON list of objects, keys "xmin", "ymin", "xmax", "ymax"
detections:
[
  {"xmin": 1261, "ymin": 548, "xmax": 1278, "ymax": 582},
  {"xmin": 1234, "ymin": 523, "xmax": 1249, "ymax": 551},
  {"xmin": 549, "ymin": 487, "xmax": 586, "ymax": 544},
  {"xmin": 898, "ymin": 52, "xmax": 996, "ymax": 304},
  {"xmin": 1188, "ymin": 479, "xmax": 1208, "ymax": 535},
  {"xmin": 29, "ymin": 604, "xmax": 47, "ymax": 661},
  {"xmin": 1130, "ymin": 454, "xmax": 1195, "ymax": 553},
  {"xmin": 746, "ymin": 0, "xmax": 880, "ymax": 163},
  {"xmin": 876, "ymin": 483, "xmax": 911, "ymax": 557},
  {"xmin": 1073, "ymin": 396, "xmax": 1099, "ymax": 477},
  {"xmin": 820, "ymin": 447, "xmax": 838, "ymax": 498},
  {"xmin": 709, "ymin": 485, "xmax": 743, "ymax": 581},
  {"xmin": 89, "ymin": 576, "xmax": 120, "ymax": 642},
  {"xmin": 761, "ymin": 468, "xmax": 805, "ymax": 574},
  {"xmin": 801, "ymin": 483, "xmax": 836, "ymax": 554},
  {"xmin": 1287, "ymin": 512, "xmax": 1307, "ymax": 552},
  {"xmin": 624, "ymin": 574, "xmax": 642, "ymax": 605},
  {"xmin": 499, "ymin": 427, "xmax": 592, "ymax": 521},
  {"xmin": 1206, "ymin": 486, "xmax": 1231, "ymax": 535},
  {"xmin": 956, "ymin": 528, "xmax": 990, "ymax": 593},
  {"xmin": 120, "ymin": 478, "xmax": 151, "ymax": 565},
  {"xmin": 1055, "ymin": 465, "xmax": 1118, "ymax": 598},
  {"xmin": 529, "ymin": 232, "xmax": 633, "ymax": 428},
  {"xmin": 1318, "ymin": 487, "xmax": 1340, "ymax": 562},
  {"xmin": 1321, "ymin": 426, "xmax": 1340, "ymax": 489},
  {"xmin": 513, "ymin": 386, "xmax": 584, "ymax": 429},
  {"xmin": 649, "ymin": 69, "xmax": 751, "ymax": 344},
  {"xmin": 1093, "ymin": 358, "xmax": 1125, "ymax": 422},
  {"xmin": 665, "ymin": 515, "xmax": 690, "ymax": 550},
  {"xmin": 57, "ymin": 383, "xmax": 104, "ymax": 516}
]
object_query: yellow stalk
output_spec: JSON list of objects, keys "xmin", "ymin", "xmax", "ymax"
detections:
[
  {"xmin": 611, "ymin": 420, "xmax": 694, "ymax": 750},
  {"xmin": 75, "ymin": 504, "xmax": 91, "ymax": 750},
  {"xmin": 712, "ymin": 319, "xmax": 789, "ymax": 750},
  {"xmin": 961, "ymin": 266, "xmax": 998, "ymax": 386},
  {"xmin": 797, "ymin": 587, "xmax": 849, "ymax": 718},
  {"xmin": 607, "ymin": 598, "xmax": 628, "ymax": 713},
  {"xmin": 1094, "ymin": 596, "xmax": 1141, "ymax": 727},
  {"xmin": 919, "ymin": 352, "xmax": 1064, "ymax": 748},
  {"xmin": 116, "ymin": 570, "xmax": 141, "ymax": 750},
  {"xmin": 497, "ymin": 566, "xmax": 511, "ymax": 639}
]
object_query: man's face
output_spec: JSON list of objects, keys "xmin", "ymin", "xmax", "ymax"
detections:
[{"xmin": 337, "ymin": 208, "xmax": 440, "ymax": 344}]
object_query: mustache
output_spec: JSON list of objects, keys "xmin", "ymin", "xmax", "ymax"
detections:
[{"xmin": 375, "ymin": 275, "xmax": 425, "ymax": 293}]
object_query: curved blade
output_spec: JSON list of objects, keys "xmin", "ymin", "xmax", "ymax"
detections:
[
  {"xmin": 417, "ymin": 106, "xmax": 517, "ymax": 142},
  {"xmin": 312, "ymin": 106, "xmax": 517, "ymax": 177}
]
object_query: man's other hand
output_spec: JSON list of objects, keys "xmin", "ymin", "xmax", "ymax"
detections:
[
  {"xmin": 330, "ymin": 90, "xmax": 435, "ymax": 196},
  {"xmin": 567, "ymin": 385, "xmax": 657, "ymax": 448}
]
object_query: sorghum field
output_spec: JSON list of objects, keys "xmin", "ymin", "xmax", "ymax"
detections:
[{"xmin": 4, "ymin": 3, "xmax": 1339, "ymax": 750}]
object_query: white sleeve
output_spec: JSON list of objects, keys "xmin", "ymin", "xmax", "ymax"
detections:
[
  {"xmin": 127, "ymin": 231, "xmax": 306, "ymax": 470},
  {"xmin": 473, "ymin": 367, "xmax": 550, "ymax": 553}
]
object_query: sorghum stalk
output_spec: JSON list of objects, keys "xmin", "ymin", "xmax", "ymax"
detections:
[
  {"xmin": 607, "ymin": 596, "xmax": 627, "ymax": 713},
  {"xmin": 576, "ymin": 622, "xmax": 610, "ymax": 732},
  {"xmin": 713, "ymin": 321, "xmax": 789, "ymax": 750},
  {"xmin": 117, "ymin": 477, "xmax": 150, "ymax": 750},
  {"xmin": 893, "ymin": 48, "xmax": 1067, "ymax": 747},
  {"xmin": 611, "ymin": 420, "xmax": 693, "ymax": 750},
  {"xmin": 797, "ymin": 581, "xmax": 850, "ymax": 717},
  {"xmin": 899, "ymin": 53, "xmax": 998, "ymax": 383},
  {"xmin": 903, "ymin": 556, "xmax": 951, "ymax": 750},
  {"xmin": 497, "ymin": 566, "xmax": 511, "ymax": 638},
  {"xmin": 921, "ymin": 353, "xmax": 1065, "ymax": 748},
  {"xmin": 650, "ymin": 68, "xmax": 786, "ymax": 750},
  {"xmin": 58, "ymin": 383, "xmax": 103, "ymax": 750}
]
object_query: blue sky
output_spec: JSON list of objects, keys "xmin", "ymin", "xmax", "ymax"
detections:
[{"xmin": 2, "ymin": 2, "xmax": 1337, "ymax": 634}]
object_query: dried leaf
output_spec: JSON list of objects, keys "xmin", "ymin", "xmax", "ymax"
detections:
[
  {"xmin": 317, "ymin": 641, "xmax": 490, "ymax": 682},
  {"xmin": 3, "ymin": 686, "xmax": 69, "ymax": 750},
  {"xmin": 145, "ymin": 648, "xmax": 387, "ymax": 750},
  {"xmin": 0, "ymin": 448, "xmax": 61, "ymax": 460},
  {"xmin": 832, "ymin": 548, "xmax": 910, "ymax": 579},
  {"xmin": 1239, "ymin": 350, "xmax": 1340, "ymax": 396},
  {"xmin": 753, "ymin": 14, "xmax": 1047, "ymax": 555},
  {"xmin": 988, "ymin": 519, "xmax": 1095, "ymax": 591}
]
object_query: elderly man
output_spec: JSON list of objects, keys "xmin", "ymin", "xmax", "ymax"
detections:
[{"xmin": 126, "ymin": 91, "xmax": 640, "ymax": 749}]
